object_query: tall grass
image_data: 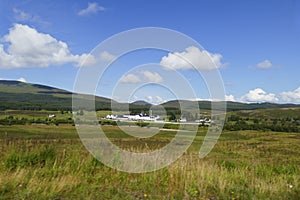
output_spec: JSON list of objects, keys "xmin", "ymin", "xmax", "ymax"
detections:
[
  {"xmin": 5, "ymin": 146, "xmax": 55, "ymax": 170},
  {"xmin": 0, "ymin": 126, "xmax": 299, "ymax": 199}
]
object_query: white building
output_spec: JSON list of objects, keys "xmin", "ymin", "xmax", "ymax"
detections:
[
  {"xmin": 106, "ymin": 113, "xmax": 161, "ymax": 122},
  {"xmin": 48, "ymin": 114, "xmax": 56, "ymax": 118}
]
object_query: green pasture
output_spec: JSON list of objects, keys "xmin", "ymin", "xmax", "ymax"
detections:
[{"xmin": 0, "ymin": 124, "xmax": 299, "ymax": 199}]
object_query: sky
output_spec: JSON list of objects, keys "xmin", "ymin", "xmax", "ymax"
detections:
[{"xmin": 0, "ymin": 0, "xmax": 299, "ymax": 104}]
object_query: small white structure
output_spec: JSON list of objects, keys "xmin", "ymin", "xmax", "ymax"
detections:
[
  {"xmin": 48, "ymin": 114, "xmax": 56, "ymax": 118},
  {"xmin": 195, "ymin": 118, "xmax": 212, "ymax": 125},
  {"xmin": 179, "ymin": 117, "xmax": 187, "ymax": 123},
  {"xmin": 106, "ymin": 114, "xmax": 117, "ymax": 119},
  {"xmin": 106, "ymin": 113, "xmax": 161, "ymax": 122}
]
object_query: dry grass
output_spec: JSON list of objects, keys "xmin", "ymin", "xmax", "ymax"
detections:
[{"xmin": 0, "ymin": 125, "xmax": 299, "ymax": 199}]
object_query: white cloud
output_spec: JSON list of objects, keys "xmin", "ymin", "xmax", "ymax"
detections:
[
  {"xmin": 190, "ymin": 97, "xmax": 231, "ymax": 101},
  {"xmin": 240, "ymin": 88, "xmax": 278, "ymax": 103},
  {"xmin": 279, "ymin": 87, "xmax": 300, "ymax": 103},
  {"xmin": 145, "ymin": 95, "xmax": 164, "ymax": 104},
  {"xmin": 13, "ymin": 8, "xmax": 34, "ymax": 22},
  {"xmin": 189, "ymin": 98, "xmax": 206, "ymax": 101},
  {"xmin": 155, "ymin": 95, "xmax": 164, "ymax": 103},
  {"xmin": 0, "ymin": 24, "xmax": 93, "ymax": 68},
  {"xmin": 100, "ymin": 51, "xmax": 116, "ymax": 62},
  {"xmin": 133, "ymin": 95, "xmax": 138, "ymax": 101},
  {"xmin": 256, "ymin": 60, "xmax": 272, "ymax": 69},
  {"xmin": 225, "ymin": 94, "xmax": 235, "ymax": 101},
  {"xmin": 142, "ymin": 71, "xmax": 163, "ymax": 83},
  {"xmin": 120, "ymin": 74, "xmax": 141, "ymax": 84},
  {"xmin": 77, "ymin": 54, "xmax": 96, "ymax": 67},
  {"xmin": 17, "ymin": 77, "xmax": 26, "ymax": 83},
  {"xmin": 13, "ymin": 8, "xmax": 47, "ymax": 25},
  {"xmin": 146, "ymin": 96, "xmax": 153, "ymax": 103},
  {"xmin": 77, "ymin": 51, "xmax": 116, "ymax": 67},
  {"xmin": 120, "ymin": 71, "xmax": 163, "ymax": 84},
  {"xmin": 160, "ymin": 46, "xmax": 223, "ymax": 71},
  {"xmin": 173, "ymin": 88, "xmax": 300, "ymax": 104},
  {"xmin": 219, "ymin": 88, "xmax": 300, "ymax": 103},
  {"xmin": 78, "ymin": 2, "xmax": 105, "ymax": 16}
]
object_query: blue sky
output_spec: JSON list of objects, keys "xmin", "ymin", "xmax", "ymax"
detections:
[{"xmin": 0, "ymin": 0, "xmax": 299, "ymax": 104}]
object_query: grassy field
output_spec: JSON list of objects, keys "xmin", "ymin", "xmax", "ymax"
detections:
[{"xmin": 0, "ymin": 124, "xmax": 299, "ymax": 199}]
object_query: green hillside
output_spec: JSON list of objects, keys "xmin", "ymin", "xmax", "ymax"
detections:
[
  {"xmin": 162, "ymin": 100, "xmax": 300, "ymax": 112},
  {"xmin": 228, "ymin": 107, "xmax": 300, "ymax": 121},
  {"xmin": 0, "ymin": 80, "xmax": 299, "ymax": 112},
  {"xmin": 0, "ymin": 80, "xmax": 113, "ymax": 111}
]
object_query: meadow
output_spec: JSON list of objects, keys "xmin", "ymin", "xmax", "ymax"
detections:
[{"xmin": 0, "ymin": 124, "xmax": 299, "ymax": 199}]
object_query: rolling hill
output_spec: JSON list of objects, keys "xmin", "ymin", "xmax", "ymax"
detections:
[
  {"xmin": 0, "ymin": 80, "xmax": 113, "ymax": 111},
  {"xmin": 131, "ymin": 100, "xmax": 152, "ymax": 106},
  {"xmin": 161, "ymin": 99, "xmax": 300, "ymax": 112},
  {"xmin": 0, "ymin": 80, "xmax": 299, "ymax": 112}
]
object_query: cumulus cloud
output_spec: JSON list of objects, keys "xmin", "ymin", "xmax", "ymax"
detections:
[
  {"xmin": 77, "ymin": 54, "xmax": 96, "ymax": 67},
  {"xmin": 120, "ymin": 71, "xmax": 163, "ymax": 84},
  {"xmin": 160, "ymin": 46, "xmax": 223, "ymax": 71},
  {"xmin": 146, "ymin": 95, "xmax": 164, "ymax": 104},
  {"xmin": 0, "ymin": 24, "xmax": 93, "ymax": 68},
  {"xmin": 77, "ymin": 51, "xmax": 116, "ymax": 66},
  {"xmin": 240, "ymin": 88, "xmax": 278, "ymax": 102},
  {"xmin": 188, "ymin": 88, "xmax": 300, "ymax": 103},
  {"xmin": 146, "ymin": 96, "xmax": 153, "ymax": 103},
  {"xmin": 280, "ymin": 87, "xmax": 300, "ymax": 103},
  {"xmin": 14, "ymin": 8, "xmax": 36, "ymax": 22},
  {"xmin": 142, "ymin": 71, "xmax": 163, "ymax": 83},
  {"xmin": 155, "ymin": 95, "xmax": 164, "ymax": 103},
  {"xmin": 225, "ymin": 94, "xmax": 235, "ymax": 101},
  {"xmin": 256, "ymin": 60, "xmax": 272, "ymax": 69},
  {"xmin": 17, "ymin": 77, "xmax": 27, "ymax": 83},
  {"xmin": 13, "ymin": 8, "xmax": 47, "ymax": 25},
  {"xmin": 120, "ymin": 74, "xmax": 141, "ymax": 84},
  {"xmin": 78, "ymin": 2, "xmax": 105, "ymax": 16},
  {"xmin": 227, "ymin": 87, "xmax": 300, "ymax": 103},
  {"xmin": 100, "ymin": 51, "xmax": 116, "ymax": 62}
]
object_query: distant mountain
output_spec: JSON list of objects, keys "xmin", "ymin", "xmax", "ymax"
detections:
[
  {"xmin": 131, "ymin": 100, "xmax": 152, "ymax": 106},
  {"xmin": 225, "ymin": 101, "xmax": 300, "ymax": 111},
  {"xmin": 0, "ymin": 80, "xmax": 299, "ymax": 111},
  {"xmin": 161, "ymin": 99, "xmax": 300, "ymax": 112}
]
